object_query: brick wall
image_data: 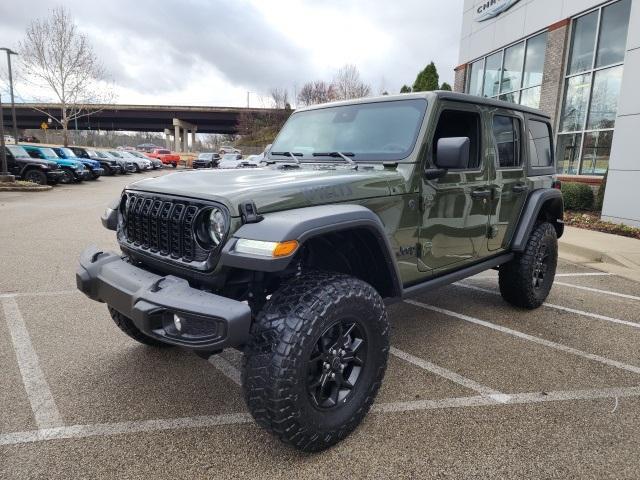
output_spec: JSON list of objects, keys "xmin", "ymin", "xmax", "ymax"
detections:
[
  {"xmin": 454, "ymin": 65, "xmax": 467, "ymax": 93},
  {"xmin": 539, "ymin": 20, "xmax": 570, "ymax": 129}
]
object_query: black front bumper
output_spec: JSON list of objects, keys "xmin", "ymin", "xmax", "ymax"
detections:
[
  {"xmin": 76, "ymin": 245, "xmax": 252, "ymax": 352},
  {"xmin": 46, "ymin": 170, "xmax": 65, "ymax": 181}
]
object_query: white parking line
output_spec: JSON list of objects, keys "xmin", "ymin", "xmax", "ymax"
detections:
[
  {"xmin": 554, "ymin": 281, "xmax": 640, "ymax": 301},
  {"xmin": 555, "ymin": 272, "xmax": 613, "ymax": 277},
  {"xmin": 390, "ymin": 347, "xmax": 508, "ymax": 400},
  {"xmin": 455, "ymin": 282, "xmax": 640, "ymax": 329},
  {"xmin": 405, "ymin": 299, "xmax": 640, "ymax": 375},
  {"xmin": 3, "ymin": 385, "xmax": 639, "ymax": 447},
  {"xmin": 1, "ymin": 297, "xmax": 64, "ymax": 429},
  {"xmin": 0, "ymin": 290, "xmax": 78, "ymax": 299},
  {"xmin": 374, "ymin": 385, "xmax": 640, "ymax": 414},
  {"xmin": 208, "ymin": 351, "xmax": 242, "ymax": 386}
]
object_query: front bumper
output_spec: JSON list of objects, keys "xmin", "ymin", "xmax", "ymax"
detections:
[
  {"xmin": 76, "ymin": 170, "xmax": 92, "ymax": 180},
  {"xmin": 46, "ymin": 170, "xmax": 65, "ymax": 181},
  {"xmin": 90, "ymin": 167, "xmax": 105, "ymax": 178},
  {"xmin": 76, "ymin": 245, "xmax": 252, "ymax": 352}
]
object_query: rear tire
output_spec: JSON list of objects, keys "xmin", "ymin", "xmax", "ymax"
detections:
[
  {"xmin": 243, "ymin": 271, "xmax": 389, "ymax": 452},
  {"xmin": 108, "ymin": 306, "xmax": 173, "ymax": 348},
  {"xmin": 172, "ymin": 162, "xmax": 177, "ymax": 168},
  {"xmin": 23, "ymin": 169, "xmax": 47, "ymax": 185},
  {"xmin": 499, "ymin": 222, "xmax": 558, "ymax": 309}
]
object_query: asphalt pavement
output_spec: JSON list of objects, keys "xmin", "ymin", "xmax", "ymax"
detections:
[{"xmin": 1, "ymin": 170, "xmax": 639, "ymax": 479}]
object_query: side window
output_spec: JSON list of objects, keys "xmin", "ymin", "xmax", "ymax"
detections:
[
  {"xmin": 527, "ymin": 120, "xmax": 553, "ymax": 167},
  {"xmin": 432, "ymin": 109, "xmax": 482, "ymax": 169},
  {"xmin": 492, "ymin": 115, "xmax": 521, "ymax": 168}
]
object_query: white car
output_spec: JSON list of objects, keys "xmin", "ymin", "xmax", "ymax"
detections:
[
  {"xmin": 109, "ymin": 150, "xmax": 152, "ymax": 172},
  {"xmin": 218, "ymin": 153, "xmax": 261, "ymax": 169}
]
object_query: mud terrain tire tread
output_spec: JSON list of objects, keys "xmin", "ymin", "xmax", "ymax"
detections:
[{"xmin": 242, "ymin": 271, "xmax": 389, "ymax": 452}]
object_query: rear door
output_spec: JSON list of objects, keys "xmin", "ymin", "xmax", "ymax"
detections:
[{"xmin": 487, "ymin": 110, "xmax": 528, "ymax": 251}]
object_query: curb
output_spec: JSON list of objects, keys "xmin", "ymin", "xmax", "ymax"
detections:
[
  {"xmin": 558, "ymin": 241, "xmax": 628, "ymax": 268},
  {"xmin": 0, "ymin": 185, "xmax": 53, "ymax": 192}
]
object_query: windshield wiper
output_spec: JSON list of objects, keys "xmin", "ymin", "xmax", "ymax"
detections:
[
  {"xmin": 312, "ymin": 151, "xmax": 357, "ymax": 169},
  {"xmin": 269, "ymin": 151, "xmax": 302, "ymax": 165}
]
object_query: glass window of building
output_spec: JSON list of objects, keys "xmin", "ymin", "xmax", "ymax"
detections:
[
  {"xmin": 467, "ymin": 59, "xmax": 484, "ymax": 97},
  {"xmin": 483, "ymin": 52, "xmax": 503, "ymax": 98},
  {"xmin": 557, "ymin": 0, "xmax": 631, "ymax": 176},
  {"xmin": 466, "ymin": 31, "xmax": 548, "ymax": 109}
]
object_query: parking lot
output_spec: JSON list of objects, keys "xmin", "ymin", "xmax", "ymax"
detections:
[{"xmin": 1, "ymin": 170, "xmax": 639, "ymax": 479}]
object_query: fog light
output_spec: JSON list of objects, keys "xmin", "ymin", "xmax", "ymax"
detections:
[{"xmin": 173, "ymin": 314, "xmax": 183, "ymax": 332}]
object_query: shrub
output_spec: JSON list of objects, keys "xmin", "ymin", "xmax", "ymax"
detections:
[
  {"xmin": 595, "ymin": 170, "xmax": 608, "ymax": 211},
  {"xmin": 561, "ymin": 182, "xmax": 595, "ymax": 211}
]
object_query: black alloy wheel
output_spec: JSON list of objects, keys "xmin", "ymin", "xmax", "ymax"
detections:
[
  {"xmin": 307, "ymin": 319, "xmax": 367, "ymax": 409},
  {"xmin": 23, "ymin": 169, "xmax": 47, "ymax": 185}
]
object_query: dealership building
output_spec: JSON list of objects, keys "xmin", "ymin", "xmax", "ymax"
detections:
[{"xmin": 454, "ymin": 0, "xmax": 639, "ymax": 226}]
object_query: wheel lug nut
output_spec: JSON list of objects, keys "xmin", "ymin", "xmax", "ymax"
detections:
[{"xmin": 330, "ymin": 373, "xmax": 335, "ymax": 379}]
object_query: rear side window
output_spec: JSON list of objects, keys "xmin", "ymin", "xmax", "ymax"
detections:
[
  {"xmin": 527, "ymin": 120, "xmax": 552, "ymax": 167},
  {"xmin": 492, "ymin": 116, "xmax": 521, "ymax": 168}
]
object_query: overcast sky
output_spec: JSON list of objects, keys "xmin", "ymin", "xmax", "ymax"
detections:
[{"xmin": 0, "ymin": 0, "xmax": 463, "ymax": 108}]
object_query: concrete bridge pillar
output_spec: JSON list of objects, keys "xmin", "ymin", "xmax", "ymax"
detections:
[
  {"xmin": 164, "ymin": 129, "xmax": 172, "ymax": 150},
  {"xmin": 173, "ymin": 118, "xmax": 197, "ymax": 152}
]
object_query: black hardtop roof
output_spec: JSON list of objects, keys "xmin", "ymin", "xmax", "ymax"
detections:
[{"xmin": 296, "ymin": 91, "xmax": 550, "ymax": 120}]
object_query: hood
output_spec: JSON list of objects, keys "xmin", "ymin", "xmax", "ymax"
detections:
[
  {"xmin": 80, "ymin": 158, "xmax": 101, "ymax": 167},
  {"xmin": 127, "ymin": 164, "xmax": 407, "ymax": 216}
]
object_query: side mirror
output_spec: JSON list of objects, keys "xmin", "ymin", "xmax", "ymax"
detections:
[{"xmin": 435, "ymin": 137, "xmax": 470, "ymax": 170}]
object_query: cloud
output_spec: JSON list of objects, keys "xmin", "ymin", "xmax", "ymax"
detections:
[{"xmin": 0, "ymin": 0, "xmax": 462, "ymax": 106}]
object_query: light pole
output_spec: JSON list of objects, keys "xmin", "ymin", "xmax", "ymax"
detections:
[
  {"xmin": 0, "ymin": 93, "xmax": 14, "ymax": 182},
  {"xmin": 1, "ymin": 47, "xmax": 19, "ymax": 145}
]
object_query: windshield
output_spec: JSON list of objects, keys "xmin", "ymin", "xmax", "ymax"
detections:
[
  {"xmin": 118, "ymin": 152, "xmax": 134, "ymax": 158},
  {"xmin": 39, "ymin": 148, "xmax": 58, "ymax": 158},
  {"xmin": 7, "ymin": 145, "xmax": 30, "ymax": 157},
  {"xmin": 271, "ymin": 99, "xmax": 427, "ymax": 161},
  {"xmin": 222, "ymin": 154, "xmax": 239, "ymax": 160},
  {"xmin": 130, "ymin": 151, "xmax": 144, "ymax": 158},
  {"xmin": 108, "ymin": 151, "xmax": 122, "ymax": 158},
  {"xmin": 158, "ymin": 149, "xmax": 171, "ymax": 154},
  {"xmin": 61, "ymin": 148, "xmax": 77, "ymax": 158},
  {"xmin": 198, "ymin": 153, "xmax": 210, "ymax": 160}
]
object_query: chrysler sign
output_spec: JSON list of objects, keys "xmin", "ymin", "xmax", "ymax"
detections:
[{"xmin": 475, "ymin": 0, "xmax": 522, "ymax": 22}]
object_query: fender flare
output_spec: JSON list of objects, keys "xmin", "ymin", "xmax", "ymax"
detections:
[
  {"xmin": 220, "ymin": 204, "xmax": 402, "ymax": 297},
  {"xmin": 510, "ymin": 188, "xmax": 564, "ymax": 252}
]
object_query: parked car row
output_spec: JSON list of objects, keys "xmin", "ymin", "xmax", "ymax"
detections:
[{"xmin": 3, "ymin": 144, "xmax": 166, "ymax": 186}]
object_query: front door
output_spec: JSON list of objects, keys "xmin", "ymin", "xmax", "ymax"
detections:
[{"xmin": 418, "ymin": 104, "xmax": 491, "ymax": 273}]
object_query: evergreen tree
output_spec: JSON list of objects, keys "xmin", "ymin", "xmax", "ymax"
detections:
[
  {"xmin": 412, "ymin": 62, "xmax": 439, "ymax": 92},
  {"xmin": 440, "ymin": 82, "xmax": 452, "ymax": 91},
  {"xmin": 400, "ymin": 84, "xmax": 412, "ymax": 93}
]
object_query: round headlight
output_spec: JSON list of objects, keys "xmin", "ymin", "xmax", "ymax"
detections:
[{"xmin": 208, "ymin": 207, "xmax": 227, "ymax": 245}]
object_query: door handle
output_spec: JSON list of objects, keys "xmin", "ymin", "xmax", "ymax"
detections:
[
  {"xmin": 512, "ymin": 184, "xmax": 528, "ymax": 193},
  {"xmin": 471, "ymin": 188, "xmax": 492, "ymax": 199}
]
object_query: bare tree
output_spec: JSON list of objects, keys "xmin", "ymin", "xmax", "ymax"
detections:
[
  {"xmin": 269, "ymin": 87, "xmax": 290, "ymax": 109},
  {"xmin": 331, "ymin": 64, "xmax": 371, "ymax": 101},
  {"xmin": 297, "ymin": 80, "xmax": 335, "ymax": 106},
  {"xmin": 18, "ymin": 7, "xmax": 115, "ymax": 146}
]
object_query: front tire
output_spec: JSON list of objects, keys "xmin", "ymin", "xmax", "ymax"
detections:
[
  {"xmin": 242, "ymin": 271, "xmax": 389, "ymax": 452},
  {"xmin": 108, "ymin": 306, "xmax": 173, "ymax": 348},
  {"xmin": 60, "ymin": 168, "xmax": 75, "ymax": 184},
  {"xmin": 499, "ymin": 222, "xmax": 558, "ymax": 309},
  {"xmin": 23, "ymin": 169, "xmax": 47, "ymax": 185}
]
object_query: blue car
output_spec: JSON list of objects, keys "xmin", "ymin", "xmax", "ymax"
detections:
[
  {"xmin": 53, "ymin": 147, "xmax": 104, "ymax": 180},
  {"xmin": 23, "ymin": 145, "xmax": 91, "ymax": 183}
]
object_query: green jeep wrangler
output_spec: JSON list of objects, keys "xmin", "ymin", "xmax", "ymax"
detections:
[{"xmin": 77, "ymin": 92, "xmax": 563, "ymax": 452}]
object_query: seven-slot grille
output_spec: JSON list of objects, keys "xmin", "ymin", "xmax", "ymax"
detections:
[{"xmin": 122, "ymin": 192, "xmax": 209, "ymax": 263}]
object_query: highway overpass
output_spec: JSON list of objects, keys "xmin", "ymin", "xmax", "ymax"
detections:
[{"xmin": 2, "ymin": 103, "xmax": 287, "ymax": 149}]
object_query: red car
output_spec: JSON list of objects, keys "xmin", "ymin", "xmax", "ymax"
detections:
[{"xmin": 147, "ymin": 148, "xmax": 181, "ymax": 168}]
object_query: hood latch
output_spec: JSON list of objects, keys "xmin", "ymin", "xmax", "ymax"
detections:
[{"xmin": 240, "ymin": 201, "xmax": 263, "ymax": 224}]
